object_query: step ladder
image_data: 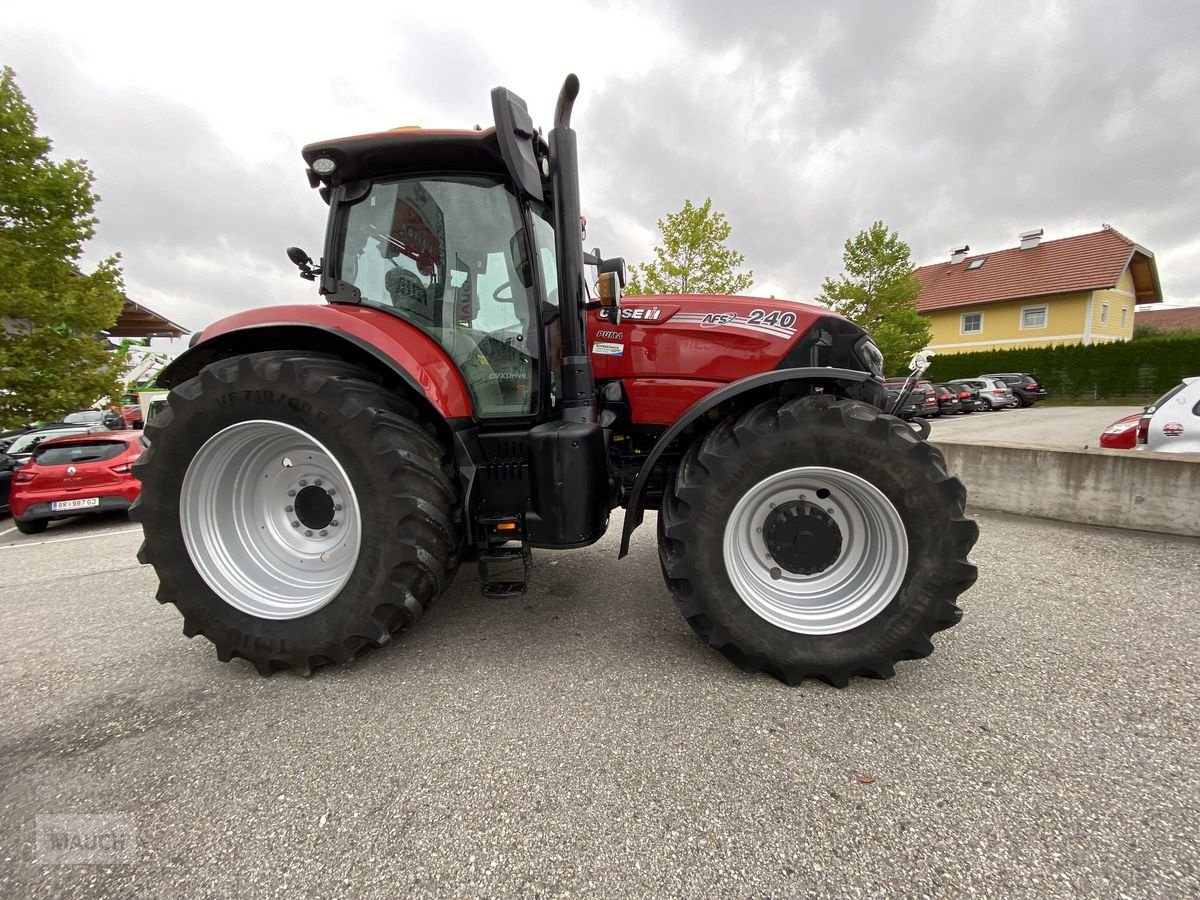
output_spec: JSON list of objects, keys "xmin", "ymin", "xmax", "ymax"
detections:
[{"xmin": 477, "ymin": 544, "xmax": 531, "ymax": 599}]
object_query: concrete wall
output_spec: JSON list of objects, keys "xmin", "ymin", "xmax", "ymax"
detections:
[{"xmin": 933, "ymin": 439, "xmax": 1200, "ymax": 537}]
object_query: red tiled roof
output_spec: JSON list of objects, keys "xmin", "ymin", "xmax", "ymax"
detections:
[
  {"xmin": 1135, "ymin": 306, "xmax": 1200, "ymax": 332},
  {"xmin": 914, "ymin": 228, "xmax": 1161, "ymax": 313}
]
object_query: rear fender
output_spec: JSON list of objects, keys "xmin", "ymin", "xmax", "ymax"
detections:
[
  {"xmin": 156, "ymin": 305, "xmax": 473, "ymax": 422},
  {"xmin": 618, "ymin": 367, "xmax": 882, "ymax": 558}
]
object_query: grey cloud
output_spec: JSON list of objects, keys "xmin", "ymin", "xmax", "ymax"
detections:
[{"xmin": 583, "ymin": 0, "xmax": 1200, "ymax": 303}]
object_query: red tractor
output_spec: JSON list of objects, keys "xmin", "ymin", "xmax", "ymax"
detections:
[{"xmin": 133, "ymin": 77, "xmax": 977, "ymax": 684}]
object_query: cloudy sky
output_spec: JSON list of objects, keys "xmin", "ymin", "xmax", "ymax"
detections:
[{"xmin": 3, "ymin": 0, "xmax": 1199, "ymax": 342}]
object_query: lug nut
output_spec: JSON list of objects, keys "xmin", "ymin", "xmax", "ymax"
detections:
[
  {"xmin": 319, "ymin": 530, "xmax": 328, "ymax": 538},
  {"xmin": 314, "ymin": 479, "xmax": 323, "ymax": 486},
  {"xmin": 331, "ymin": 520, "xmax": 339, "ymax": 527},
  {"xmin": 327, "ymin": 488, "xmax": 336, "ymax": 496},
  {"xmin": 304, "ymin": 530, "xmax": 313, "ymax": 537},
  {"xmin": 287, "ymin": 489, "xmax": 296, "ymax": 497},
  {"xmin": 291, "ymin": 520, "xmax": 300, "ymax": 528},
  {"xmin": 285, "ymin": 505, "xmax": 293, "ymax": 513},
  {"xmin": 335, "ymin": 504, "xmax": 343, "ymax": 511},
  {"xmin": 299, "ymin": 479, "xmax": 308, "ymax": 487}
]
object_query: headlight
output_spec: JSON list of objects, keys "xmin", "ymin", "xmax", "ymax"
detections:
[{"xmin": 855, "ymin": 338, "xmax": 885, "ymax": 378}]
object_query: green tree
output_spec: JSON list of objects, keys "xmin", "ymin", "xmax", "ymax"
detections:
[
  {"xmin": 0, "ymin": 66, "xmax": 126, "ymax": 429},
  {"xmin": 816, "ymin": 221, "xmax": 930, "ymax": 375},
  {"xmin": 626, "ymin": 197, "xmax": 754, "ymax": 296}
]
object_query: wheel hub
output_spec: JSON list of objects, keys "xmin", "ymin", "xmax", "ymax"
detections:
[
  {"xmin": 763, "ymin": 500, "xmax": 843, "ymax": 575},
  {"xmin": 294, "ymin": 484, "xmax": 336, "ymax": 530}
]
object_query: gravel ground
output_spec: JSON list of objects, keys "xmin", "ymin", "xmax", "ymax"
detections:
[{"xmin": 0, "ymin": 508, "xmax": 1197, "ymax": 898}]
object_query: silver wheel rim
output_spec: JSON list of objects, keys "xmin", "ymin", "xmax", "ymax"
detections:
[
  {"xmin": 180, "ymin": 420, "xmax": 362, "ymax": 620},
  {"xmin": 722, "ymin": 466, "xmax": 908, "ymax": 635}
]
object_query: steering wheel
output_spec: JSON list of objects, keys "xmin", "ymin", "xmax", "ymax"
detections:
[{"xmin": 492, "ymin": 282, "xmax": 513, "ymax": 302}]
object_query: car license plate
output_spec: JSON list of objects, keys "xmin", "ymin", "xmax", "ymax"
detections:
[{"xmin": 51, "ymin": 497, "xmax": 100, "ymax": 511}]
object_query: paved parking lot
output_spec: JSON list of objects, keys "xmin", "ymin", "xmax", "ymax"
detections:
[
  {"xmin": 1, "ymin": 508, "xmax": 1197, "ymax": 898},
  {"xmin": 925, "ymin": 404, "xmax": 1143, "ymax": 448}
]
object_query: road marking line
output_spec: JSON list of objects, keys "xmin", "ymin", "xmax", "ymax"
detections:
[
  {"xmin": 0, "ymin": 525, "xmax": 17, "ymax": 537},
  {"xmin": 0, "ymin": 526, "xmax": 141, "ymax": 550}
]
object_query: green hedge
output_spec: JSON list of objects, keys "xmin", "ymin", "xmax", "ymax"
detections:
[{"xmin": 924, "ymin": 335, "xmax": 1200, "ymax": 400}]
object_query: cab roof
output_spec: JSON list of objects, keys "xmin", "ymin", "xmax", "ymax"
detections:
[{"xmin": 301, "ymin": 127, "xmax": 507, "ymax": 185}]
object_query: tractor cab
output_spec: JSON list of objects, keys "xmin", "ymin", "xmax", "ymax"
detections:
[{"xmin": 293, "ymin": 82, "xmax": 595, "ymax": 426}]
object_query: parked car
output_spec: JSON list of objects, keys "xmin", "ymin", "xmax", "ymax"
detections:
[
  {"xmin": 3, "ymin": 424, "xmax": 111, "ymax": 466},
  {"xmin": 60, "ymin": 408, "xmax": 124, "ymax": 430},
  {"xmin": 1099, "ymin": 412, "xmax": 1141, "ymax": 450},
  {"xmin": 883, "ymin": 377, "xmax": 940, "ymax": 417},
  {"xmin": 884, "ymin": 386, "xmax": 925, "ymax": 420},
  {"xmin": 9, "ymin": 431, "xmax": 147, "ymax": 534},
  {"xmin": 0, "ymin": 453, "xmax": 15, "ymax": 516},
  {"xmin": 956, "ymin": 377, "xmax": 1017, "ymax": 410},
  {"xmin": 942, "ymin": 382, "xmax": 983, "ymax": 413},
  {"xmin": 1136, "ymin": 377, "xmax": 1200, "ymax": 454},
  {"xmin": 981, "ymin": 373, "xmax": 1047, "ymax": 407},
  {"xmin": 931, "ymin": 383, "xmax": 963, "ymax": 415}
]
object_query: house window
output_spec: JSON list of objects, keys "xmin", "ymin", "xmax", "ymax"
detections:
[
  {"xmin": 960, "ymin": 312, "xmax": 983, "ymax": 334},
  {"xmin": 1120, "ymin": 306, "xmax": 1128, "ymax": 327},
  {"xmin": 1021, "ymin": 304, "xmax": 1048, "ymax": 329},
  {"xmin": 1100, "ymin": 302, "xmax": 1109, "ymax": 325},
  {"xmin": 967, "ymin": 257, "xmax": 986, "ymax": 271}
]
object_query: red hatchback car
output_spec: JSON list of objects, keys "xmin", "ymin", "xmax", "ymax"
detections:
[{"xmin": 10, "ymin": 431, "xmax": 146, "ymax": 534}]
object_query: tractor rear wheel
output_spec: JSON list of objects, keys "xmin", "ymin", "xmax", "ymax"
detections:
[
  {"xmin": 132, "ymin": 351, "xmax": 462, "ymax": 675},
  {"xmin": 658, "ymin": 395, "xmax": 977, "ymax": 686}
]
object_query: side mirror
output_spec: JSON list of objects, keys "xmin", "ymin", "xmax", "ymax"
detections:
[
  {"xmin": 287, "ymin": 247, "xmax": 320, "ymax": 281},
  {"xmin": 599, "ymin": 256, "xmax": 627, "ymax": 288}
]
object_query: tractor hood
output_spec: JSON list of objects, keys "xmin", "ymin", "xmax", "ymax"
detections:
[{"xmin": 588, "ymin": 294, "xmax": 877, "ymax": 384}]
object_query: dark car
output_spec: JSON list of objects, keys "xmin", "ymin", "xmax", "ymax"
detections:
[
  {"xmin": 9, "ymin": 431, "xmax": 146, "ymax": 534},
  {"xmin": 60, "ymin": 408, "xmax": 124, "ymax": 430},
  {"xmin": 884, "ymin": 387, "xmax": 925, "ymax": 420},
  {"xmin": 944, "ymin": 381, "xmax": 984, "ymax": 412},
  {"xmin": 931, "ymin": 383, "xmax": 963, "ymax": 415},
  {"xmin": 0, "ymin": 453, "xmax": 15, "ymax": 516},
  {"xmin": 883, "ymin": 377, "xmax": 940, "ymax": 417},
  {"xmin": 981, "ymin": 372, "xmax": 1047, "ymax": 407}
]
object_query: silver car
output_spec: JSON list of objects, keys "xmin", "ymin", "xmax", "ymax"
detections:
[
  {"xmin": 956, "ymin": 377, "xmax": 1017, "ymax": 409},
  {"xmin": 1138, "ymin": 377, "xmax": 1200, "ymax": 454}
]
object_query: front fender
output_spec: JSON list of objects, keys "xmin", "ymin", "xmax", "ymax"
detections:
[
  {"xmin": 157, "ymin": 304, "xmax": 473, "ymax": 420},
  {"xmin": 618, "ymin": 367, "xmax": 882, "ymax": 558}
]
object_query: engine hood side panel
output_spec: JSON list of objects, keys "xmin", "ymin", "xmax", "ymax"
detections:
[{"xmin": 587, "ymin": 295, "xmax": 834, "ymax": 382}]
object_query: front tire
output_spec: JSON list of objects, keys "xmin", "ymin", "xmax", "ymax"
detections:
[
  {"xmin": 658, "ymin": 395, "xmax": 977, "ymax": 686},
  {"xmin": 132, "ymin": 352, "xmax": 462, "ymax": 675},
  {"xmin": 15, "ymin": 519, "xmax": 47, "ymax": 535}
]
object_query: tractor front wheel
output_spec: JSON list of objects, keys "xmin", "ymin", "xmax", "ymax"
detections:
[
  {"xmin": 658, "ymin": 395, "xmax": 977, "ymax": 686},
  {"xmin": 132, "ymin": 351, "xmax": 462, "ymax": 675}
]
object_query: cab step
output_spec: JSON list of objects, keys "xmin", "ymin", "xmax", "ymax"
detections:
[{"xmin": 477, "ymin": 544, "xmax": 531, "ymax": 599}]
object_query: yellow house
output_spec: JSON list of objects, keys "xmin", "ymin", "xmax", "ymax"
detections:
[{"xmin": 913, "ymin": 227, "xmax": 1162, "ymax": 355}]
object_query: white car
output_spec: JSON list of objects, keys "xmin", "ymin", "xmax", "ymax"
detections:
[{"xmin": 1137, "ymin": 377, "xmax": 1200, "ymax": 454}]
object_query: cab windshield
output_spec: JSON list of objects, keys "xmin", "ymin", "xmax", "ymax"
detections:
[{"xmin": 336, "ymin": 175, "xmax": 555, "ymax": 418}]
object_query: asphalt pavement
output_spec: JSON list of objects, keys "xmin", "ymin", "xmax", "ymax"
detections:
[
  {"xmin": 0, "ymin": 508, "xmax": 1197, "ymax": 898},
  {"xmin": 925, "ymin": 404, "xmax": 1143, "ymax": 448}
]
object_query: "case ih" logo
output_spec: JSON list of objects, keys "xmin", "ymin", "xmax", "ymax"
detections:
[{"xmin": 598, "ymin": 307, "xmax": 663, "ymax": 322}]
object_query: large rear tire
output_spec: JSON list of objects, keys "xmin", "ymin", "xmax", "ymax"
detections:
[
  {"xmin": 658, "ymin": 395, "xmax": 977, "ymax": 686},
  {"xmin": 132, "ymin": 352, "xmax": 462, "ymax": 675}
]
